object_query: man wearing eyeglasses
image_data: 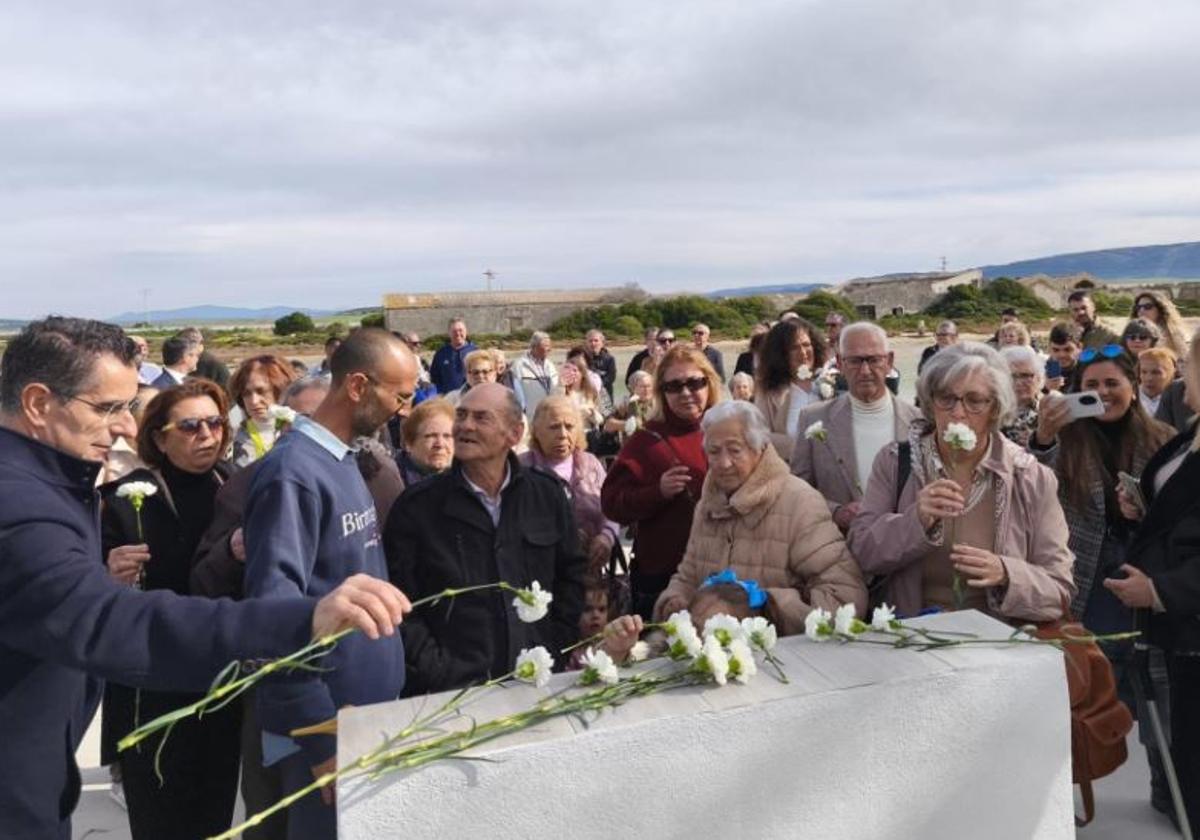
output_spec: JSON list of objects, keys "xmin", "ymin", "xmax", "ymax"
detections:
[
  {"xmin": 790, "ymin": 322, "xmax": 920, "ymax": 532},
  {"xmin": 1067, "ymin": 289, "xmax": 1120, "ymax": 349},
  {"xmin": 690, "ymin": 323, "xmax": 726, "ymax": 383},
  {"xmin": 242, "ymin": 327, "xmax": 418, "ymax": 840},
  {"xmin": 0, "ymin": 317, "xmax": 412, "ymax": 840}
]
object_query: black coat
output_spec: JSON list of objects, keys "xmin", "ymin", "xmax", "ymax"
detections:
[
  {"xmin": 733, "ymin": 351, "xmax": 755, "ymax": 377},
  {"xmin": 384, "ymin": 454, "xmax": 586, "ymax": 695},
  {"xmin": 1128, "ymin": 428, "xmax": 1200, "ymax": 652},
  {"xmin": 587, "ymin": 348, "xmax": 617, "ymax": 398}
]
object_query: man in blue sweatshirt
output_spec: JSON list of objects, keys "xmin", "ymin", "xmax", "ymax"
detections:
[
  {"xmin": 0, "ymin": 317, "xmax": 411, "ymax": 840},
  {"xmin": 429, "ymin": 317, "xmax": 477, "ymax": 393},
  {"xmin": 244, "ymin": 327, "xmax": 418, "ymax": 840}
]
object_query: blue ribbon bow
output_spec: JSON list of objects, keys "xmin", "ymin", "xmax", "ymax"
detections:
[{"xmin": 701, "ymin": 568, "xmax": 768, "ymax": 609}]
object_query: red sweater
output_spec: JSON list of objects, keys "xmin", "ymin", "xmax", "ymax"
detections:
[{"xmin": 600, "ymin": 414, "xmax": 707, "ymax": 577}]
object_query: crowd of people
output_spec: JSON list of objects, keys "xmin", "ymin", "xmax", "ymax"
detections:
[{"xmin": 3, "ymin": 291, "xmax": 1200, "ymax": 838}]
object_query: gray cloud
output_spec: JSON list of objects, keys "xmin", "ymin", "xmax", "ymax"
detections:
[{"xmin": 1, "ymin": 0, "xmax": 1199, "ymax": 317}]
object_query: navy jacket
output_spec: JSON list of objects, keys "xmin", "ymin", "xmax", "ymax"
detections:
[
  {"xmin": 0, "ymin": 426, "xmax": 316, "ymax": 840},
  {"xmin": 429, "ymin": 341, "xmax": 477, "ymax": 393},
  {"xmin": 244, "ymin": 423, "xmax": 405, "ymax": 767}
]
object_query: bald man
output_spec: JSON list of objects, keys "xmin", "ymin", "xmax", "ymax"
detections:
[{"xmin": 243, "ymin": 328, "xmax": 418, "ymax": 840}]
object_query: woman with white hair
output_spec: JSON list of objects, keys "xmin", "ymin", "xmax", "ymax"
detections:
[
  {"xmin": 654, "ymin": 400, "xmax": 866, "ymax": 634},
  {"xmin": 999, "ymin": 345, "xmax": 1043, "ymax": 447},
  {"xmin": 848, "ymin": 342, "xmax": 1074, "ymax": 622}
]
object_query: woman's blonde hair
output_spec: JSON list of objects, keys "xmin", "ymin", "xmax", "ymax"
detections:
[
  {"xmin": 401, "ymin": 397, "xmax": 455, "ymax": 448},
  {"xmin": 529, "ymin": 395, "xmax": 587, "ymax": 457},
  {"xmin": 649, "ymin": 345, "xmax": 723, "ymax": 422},
  {"xmin": 1132, "ymin": 290, "xmax": 1190, "ymax": 357}
]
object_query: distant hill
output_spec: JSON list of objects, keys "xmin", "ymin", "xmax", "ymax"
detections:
[
  {"xmin": 708, "ymin": 282, "xmax": 829, "ymax": 299},
  {"xmin": 107, "ymin": 305, "xmax": 339, "ymax": 325},
  {"xmin": 981, "ymin": 241, "xmax": 1200, "ymax": 281}
]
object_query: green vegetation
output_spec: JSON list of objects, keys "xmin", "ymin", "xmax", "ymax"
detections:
[
  {"xmin": 923, "ymin": 277, "xmax": 1053, "ymax": 322},
  {"xmin": 788, "ymin": 290, "xmax": 859, "ymax": 324},
  {"xmin": 273, "ymin": 311, "xmax": 316, "ymax": 336},
  {"xmin": 545, "ymin": 294, "xmax": 774, "ymax": 341}
]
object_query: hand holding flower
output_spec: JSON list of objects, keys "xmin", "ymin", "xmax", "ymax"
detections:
[
  {"xmin": 599, "ymin": 614, "xmax": 644, "ymax": 663},
  {"xmin": 106, "ymin": 544, "xmax": 150, "ymax": 586},
  {"xmin": 950, "ymin": 544, "xmax": 1008, "ymax": 588},
  {"xmin": 916, "ymin": 478, "xmax": 965, "ymax": 531}
]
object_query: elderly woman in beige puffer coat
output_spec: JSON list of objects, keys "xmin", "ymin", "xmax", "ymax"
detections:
[{"xmin": 654, "ymin": 401, "xmax": 867, "ymax": 635}]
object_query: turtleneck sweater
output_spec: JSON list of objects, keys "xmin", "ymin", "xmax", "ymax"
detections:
[{"xmin": 850, "ymin": 393, "xmax": 894, "ymax": 494}]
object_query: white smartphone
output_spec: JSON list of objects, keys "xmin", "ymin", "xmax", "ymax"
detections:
[{"xmin": 1061, "ymin": 390, "xmax": 1106, "ymax": 421}]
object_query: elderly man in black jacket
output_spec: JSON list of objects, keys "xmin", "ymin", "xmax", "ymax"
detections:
[
  {"xmin": 0, "ymin": 317, "xmax": 410, "ymax": 840},
  {"xmin": 385, "ymin": 382, "xmax": 585, "ymax": 695}
]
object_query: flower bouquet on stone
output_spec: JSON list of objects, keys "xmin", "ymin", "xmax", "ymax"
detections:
[
  {"xmin": 206, "ymin": 608, "xmax": 789, "ymax": 839},
  {"xmin": 802, "ymin": 603, "xmax": 1140, "ymax": 652}
]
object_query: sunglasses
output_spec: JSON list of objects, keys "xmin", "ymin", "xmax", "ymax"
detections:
[
  {"xmin": 1136, "ymin": 301, "xmax": 1158, "ymax": 311},
  {"xmin": 662, "ymin": 376, "xmax": 708, "ymax": 395},
  {"xmin": 1078, "ymin": 344, "xmax": 1125, "ymax": 364},
  {"xmin": 161, "ymin": 415, "xmax": 224, "ymax": 435},
  {"xmin": 657, "ymin": 336, "xmax": 676, "ymax": 345}
]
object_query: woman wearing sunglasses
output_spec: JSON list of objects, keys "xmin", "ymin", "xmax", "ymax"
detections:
[
  {"xmin": 1032, "ymin": 342, "xmax": 1176, "ymax": 812},
  {"xmin": 849, "ymin": 343, "xmax": 1073, "ymax": 623},
  {"xmin": 1130, "ymin": 291, "xmax": 1190, "ymax": 362},
  {"xmin": 99, "ymin": 380, "xmax": 240, "ymax": 840},
  {"xmin": 602, "ymin": 345, "xmax": 722, "ymax": 619}
]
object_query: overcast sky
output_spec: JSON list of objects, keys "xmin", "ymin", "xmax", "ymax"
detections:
[{"xmin": 2, "ymin": 0, "xmax": 1198, "ymax": 319}]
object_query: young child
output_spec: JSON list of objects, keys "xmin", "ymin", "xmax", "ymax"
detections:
[{"xmin": 568, "ymin": 577, "xmax": 612, "ymax": 670}]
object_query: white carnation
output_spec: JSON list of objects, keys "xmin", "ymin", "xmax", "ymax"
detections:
[
  {"xmin": 805, "ymin": 607, "xmax": 832, "ymax": 642},
  {"xmin": 115, "ymin": 481, "xmax": 158, "ymax": 501},
  {"xmin": 579, "ymin": 648, "xmax": 620, "ymax": 686},
  {"xmin": 741, "ymin": 616, "xmax": 778, "ymax": 652},
  {"xmin": 871, "ymin": 603, "xmax": 898, "ymax": 631},
  {"xmin": 269, "ymin": 405, "xmax": 297, "ymax": 425},
  {"xmin": 512, "ymin": 581, "xmax": 553, "ymax": 623},
  {"xmin": 702, "ymin": 614, "xmax": 744, "ymax": 647},
  {"xmin": 694, "ymin": 635, "xmax": 730, "ymax": 686},
  {"xmin": 726, "ymin": 639, "xmax": 758, "ymax": 684},
  {"xmin": 943, "ymin": 422, "xmax": 977, "ymax": 452},
  {"xmin": 514, "ymin": 646, "xmax": 554, "ymax": 688}
]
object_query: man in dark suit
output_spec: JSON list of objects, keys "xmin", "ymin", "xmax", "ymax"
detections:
[
  {"xmin": 0, "ymin": 317, "xmax": 411, "ymax": 840},
  {"xmin": 149, "ymin": 335, "xmax": 199, "ymax": 389}
]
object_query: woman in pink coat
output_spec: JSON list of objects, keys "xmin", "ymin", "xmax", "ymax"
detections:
[{"xmin": 848, "ymin": 342, "xmax": 1074, "ymax": 623}]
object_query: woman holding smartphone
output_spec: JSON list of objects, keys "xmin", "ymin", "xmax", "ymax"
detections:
[
  {"xmin": 1109, "ymin": 328, "xmax": 1200, "ymax": 832},
  {"xmin": 1031, "ymin": 344, "xmax": 1175, "ymax": 812}
]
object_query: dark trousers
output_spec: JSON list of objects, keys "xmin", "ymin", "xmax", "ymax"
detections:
[
  {"xmin": 278, "ymin": 753, "xmax": 336, "ymax": 840},
  {"xmin": 1168, "ymin": 653, "xmax": 1200, "ymax": 833},
  {"xmin": 119, "ymin": 697, "xmax": 241, "ymax": 840},
  {"xmin": 630, "ymin": 569, "xmax": 672, "ymax": 622},
  {"xmin": 241, "ymin": 693, "xmax": 287, "ymax": 840}
]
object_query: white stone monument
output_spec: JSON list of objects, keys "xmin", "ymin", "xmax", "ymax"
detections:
[{"xmin": 337, "ymin": 610, "xmax": 1074, "ymax": 839}]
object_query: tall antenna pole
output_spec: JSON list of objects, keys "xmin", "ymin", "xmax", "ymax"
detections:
[
  {"xmin": 141, "ymin": 288, "xmax": 150, "ymax": 324},
  {"xmin": 483, "ymin": 269, "xmax": 495, "ymax": 293},
  {"xmin": 939, "ymin": 256, "xmax": 947, "ymax": 272}
]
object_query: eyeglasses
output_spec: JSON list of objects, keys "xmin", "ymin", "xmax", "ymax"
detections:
[
  {"xmin": 657, "ymin": 336, "xmax": 676, "ymax": 345},
  {"xmin": 361, "ymin": 373, "xmax": 414, "ymax": 407},
  {"xmin": 1078, "ymin": 344, "xmax": 1125, "ymax": 364},
  {"xmin": 1136, "ymin": 301, "xmax": 1158, "ymax": 311},
  {"xmin": 63, "ymin": 394, "xmax": 141, "ymax": 423},
  {"xmin": 932, "ymin": 392, "xmax": 994, "ymax": 415},
  {"xmin": 662, "ymin": 376, "xmax": 708, "ymax": 395},
  {"xmin": 935, "ymin": 331, "xmax": 956, "ymax": 338},
  {"xmin": 1011, "ymin": 372, "xmax": 1038, "ymax": 382},
  {"xmin": 161, "ymin": 415, "xmax": 224, "ymax": 435},
  {"xmin": 1124, "ymin": 333, "xmax": 1153, "ymax": 343},
  {"xmin": 844, "ymin": 355, "xmax": 888, "ymax": 369}
]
